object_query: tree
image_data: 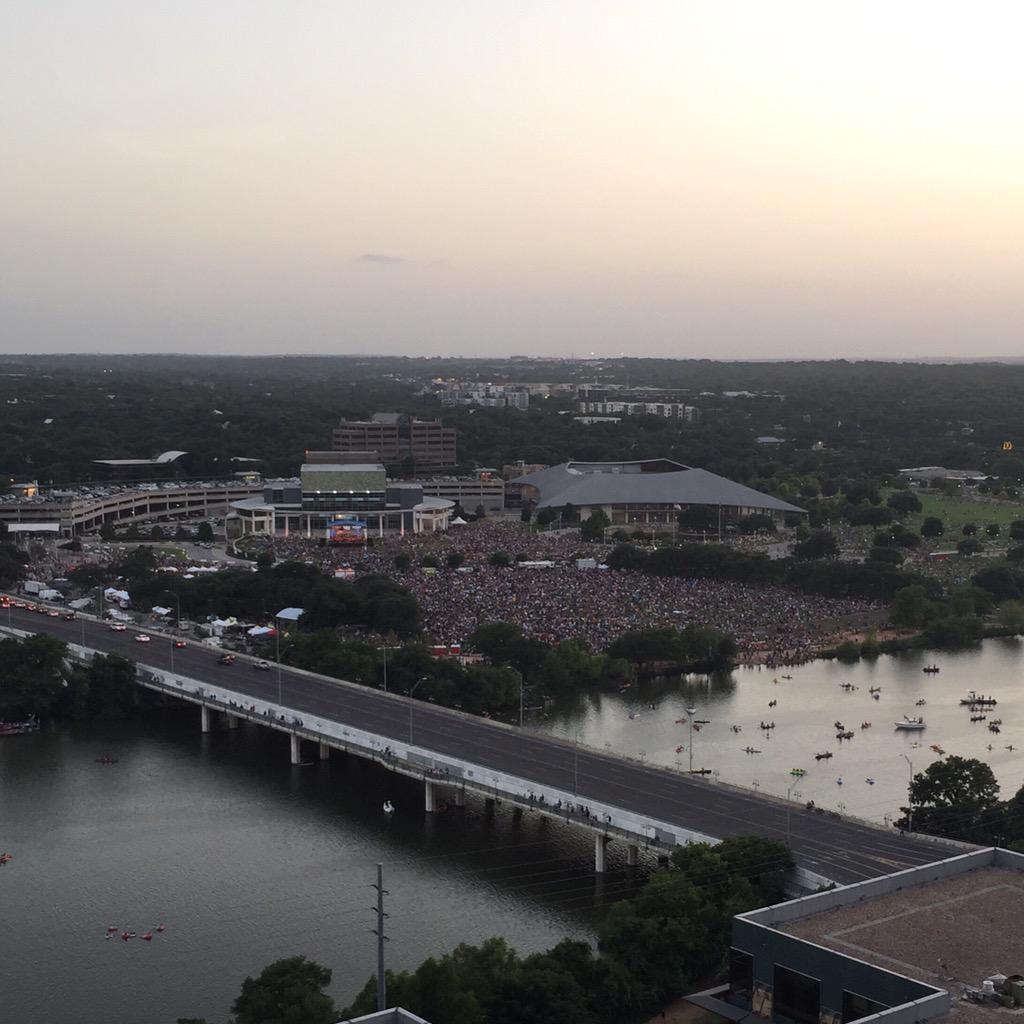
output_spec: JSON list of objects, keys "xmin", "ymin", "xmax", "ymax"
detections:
[
  {"xmin": 961, "ymin": 522, "xmax": 978, "ymax": 536},
  {"xmin": 957, "ymin": 536, "xmax": 983, "ymax": 556},
  {"xmin": 580, "ymin": 509, "xmax": 610, "ymax": 543},
  {"xmin": 474, "ymin": 504, "xmax": 487, "ymax": 520},
  {"xmin": 197, "ymin": 521, "xmax": 215, "ymax": 542},
  {"xmin": 489, "ymin": 550, "xmax": 513, "ymax": 568},
  {"xmin": 520, "ymin": 505, "xmax": 533, "ymax": 523},
  {"xmin": 149, "ymin": 524, "xmax": 164, "ymax": 540},
  {"xmin": 394, "ymin": 553, "xmax": 412, "ymax": 572},
  {"xmin": 99, "ymin": 519, "xmax": 117, "ymax": 541},
  {"xmin": 986, "ymin": 523, "xmax": 1001, "ymax": 537},
  {"xmin": 997, "ymin": 600, "xmax": 1024, "ymax": 634},
  {"xmin": 868, "ymin": 546, "xmax": 904, "ymax": 565},
  {"xmin": 676, "ymin": 505, "xmax": 716, "ymax": 531},
  {"xmin": 793, "ymin": 530, "xmax": 838, "ymax": 560},
  {"xmin": 887, "ymin": 491, "xmax": 922, "ymax": 514},
  {"xmin": 535, "ymin": 508, "xmax": 557, "ymax": 528},
  {"xmin": 889, "ymin": 585, "xmax": 934, "ymax": 628},
  {"xmin": 898, "ymin": 756, "xmax": 1002, "ymax": 843},
  {"xmin": 232, "ymin": 956, "xmax": 337, "ymax": 1024},
  {"xmin": 1010, "ymin": 519, "xmax": 1024, "ymax": 541},
  {"xmin": 560, "ymin": 503, "xmax": 580, "ymax": 525},
  {"xmin": 256, "ymin": 550, "xmax": 275, "ymax": 573},
  {"xmin": 920, "ymin": 516, "xmax": 944, "ymax": 538},
  {"xmin": 446, "ymin": 551, "xmax": 466, "ymax": 569}
]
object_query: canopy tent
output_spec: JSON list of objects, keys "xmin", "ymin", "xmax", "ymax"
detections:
[
  {"xmin": 275, "ymin": 607, "xmax": 304, "ymax": 621},
  {"xmin": 247, "ymin": 625, "xmax": 277, "ymax": 637},
  {"xmin": 151, "ymin": 606, "xmax": 172, "ymax": 616},
  {"xmin": 450, "ymin": 516, "xmax": 468, "ymax": 526},
  {"xmin": 6, "ymin": 522, "xmax": 60, "ymax": 533}
]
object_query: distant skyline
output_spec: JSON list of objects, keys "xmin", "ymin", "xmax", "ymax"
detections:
[{"xmin": 3, "ymin": 1, "xmax": 1023, "ymax": 359}]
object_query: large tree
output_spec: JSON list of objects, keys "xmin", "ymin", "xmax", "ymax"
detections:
[
  {"xmin": 898, "ymin": 756, "xmax": 1002, "ymax": 843},
  {"xmin": 231, "ymin": 955, "xmax": 337, "ymax": 1024}
]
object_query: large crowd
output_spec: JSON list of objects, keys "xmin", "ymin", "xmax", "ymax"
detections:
[{"xmin": 240, "ymin": 521, "xmax": 879, "ymax": 665}]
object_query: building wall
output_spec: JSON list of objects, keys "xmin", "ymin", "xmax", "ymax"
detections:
[
  {"xmin": 332, "ymin": 423, "xmax": 402, "ymax": 462},
  {"xmin": 419, "ymin": 478, "xmax": 505, "ymax": 511}
]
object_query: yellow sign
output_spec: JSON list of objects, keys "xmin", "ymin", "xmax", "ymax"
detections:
[{"xmin": 1003, "ymin": 441, "xmax": 1015, "ymax": 452}]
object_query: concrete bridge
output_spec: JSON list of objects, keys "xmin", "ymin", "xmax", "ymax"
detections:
[{"xmin": 3, "ymin": 605, "xmax": 959, "ymax": 886}]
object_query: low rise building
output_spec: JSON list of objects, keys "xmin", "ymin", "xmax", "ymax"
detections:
[{"xmin": 690, "ymin": 847, "xmax": 1024, "ymax": 1024}]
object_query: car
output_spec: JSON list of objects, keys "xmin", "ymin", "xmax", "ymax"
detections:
[
  {"xmin": 173, "ymin": 639, "xmax": 187, "ymax": 649},
  {"xmin": 47, "ymin": 610, "xmax": 60, "ymax": 617},
  {"xmin": 217, "ymin": 654, "xmax": 236, "ymax": 665},
  {"xmin": 109, "ymin": 623, "xmax": 127, "ymax": 632},
  {"xmin": 135, "ymin": 634, "xmax": 152, "ymax": 643},
  {"xmin": 62, "ymin": 612, "xmax": 77, "ymax": 621},
  {"xmin": 253, "ymin": 660, "xmax": 271, "ymax": 671}
]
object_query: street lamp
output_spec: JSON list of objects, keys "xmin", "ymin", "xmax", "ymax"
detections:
[
  {"xmin": 902, "ymin": 754, "xmax": 914, "ymax": 833},
  {"xmin": 276, "ymin": 618, "xmax": 283, "ymax": 705},
  {"xmin": 686, "ymin": 705, "xmax": 698, "ymax": 773},
  {"xmin": 408, "ymin": 677, "xmax": 426, "ymax": 746},
  {"xmin": 161, "ymin": 590, "xmax": 181, "ymax": 673},
  {"xmin": 786, "ymin": 784, "xmax": 802, "ymax": 847}
]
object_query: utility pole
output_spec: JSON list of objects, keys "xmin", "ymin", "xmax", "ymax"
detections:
[
  {"xmin": 371, "ymin": 863, "xmax": 389, "ymax": 1011},
  {"xmin": 686, "ymin": 706, "xmax": 697, "ymax": 773}
]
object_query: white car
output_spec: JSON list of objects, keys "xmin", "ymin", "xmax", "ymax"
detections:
[
  {"xmin": 135, "ymin": 634, "xmax": 152, "ymax": 643},
  {"xmin": 254, "ymin": 660, "xmax": 271, "ymax": 671},
  {"xmin": 109, "ymin": 623, "xmax": 127, "ymax": 632}
]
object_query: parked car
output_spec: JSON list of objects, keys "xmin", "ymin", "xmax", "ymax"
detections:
[
  {"xmin": 47, "ymin": 610, "xmax": 60, "ymax": 618},
  {"xmin": 62, "ymin": 612, "xmax": 76, "ymax": 621},
  {"xmin": 217, "ymin": 653, "xmax": 236, "ymax": 665},
  {"xmin": 254, "ymin": 660, "xmax": 271, "ymax": 671},
  {"xmin": 109, "ymin": 623, "xmax": 127, "ymax": 632},
  {"xmin": 173, "ymin": 639, "xmax": 187, "ymax": 649},
  {"xmin": 135, "ymin": 634, "xmax": 152, "ymax": 643}
]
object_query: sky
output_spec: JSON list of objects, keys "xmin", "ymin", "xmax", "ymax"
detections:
[{"xmin": 3, "ymin": 1, "xmax": 1023, "ymax": 359}]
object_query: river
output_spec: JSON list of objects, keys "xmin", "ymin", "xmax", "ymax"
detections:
[{"xmin": 4, "ymin": 639, "xmax": 1022, "ymax": 1022}]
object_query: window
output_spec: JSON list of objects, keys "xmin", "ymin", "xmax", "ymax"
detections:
[
  {"xmin": 773, "ymin": 965, "xmax": 820, "ymax": 1024},
  {"xmin": 729, "ymin": 949, "xmax": 754, "ymax": 1008},
  {"xmin": 842, "ymin": 990, "xmax": 887, "ymax": 1023}
]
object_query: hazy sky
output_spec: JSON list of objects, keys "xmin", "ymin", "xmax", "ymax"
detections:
[{"xmin": 3, "ymin": 1, "xmax": 1023, "ymax": 359}]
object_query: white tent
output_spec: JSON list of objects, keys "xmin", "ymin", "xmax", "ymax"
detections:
[
  {"xmin": 275, "ymin": 607, "xmax": 304, "ymax": 621},
  {"xmin": 248, "ymin": 625, "xmax": 277, "ymax": 637},
  {"xmin": 151, "ymin": 606, "xmax": 172, "ymax": 616},
  {"xmin": 450, "ymin": 516, "xmax": 468, "ymax": 526}
]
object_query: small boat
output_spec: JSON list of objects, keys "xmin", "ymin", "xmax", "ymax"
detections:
[
  {"xmin": 915, "ymin": 699, "xmax": 927, "ymax": 706},
  {"xmin": 836, "ymin": 777, "xmax": 844, "ymax": 786},
  {"xmin": 895, "ymin": 716, "xmax": 926, "ymax": 730},
  {"xmin": 156, "ymin": 924, "xmax": 165, "ymax": 933},
  {"xmin": 836, "ymin": 730, "xmax": 854, "ymax": 740},
  {"xmin": 865, "ymin": 777, "xmax": 875, "ymax": 785},
  {"xmin": 695, "ymin": 719, "xmax": 710, "ymax": 725},
  {"xmin": 781, "ymin": 674, "xmax": 793, "ymax": 680},
  {"xmin": 383, "ymin": 801, "xmax": 395, "ymax": 815},
  {"xmin": 930, "ymin": 744, "xmax": 945, "ymax": 754},
  {"xmin": 106, "ymin": 926, "xmax": 118, "ymax": 933},
  {"xmin": 860, "ymin": 722, "xmax": 872, "ymax": 729},
  {"xmin": 1007, "ymin": 745, "xmax": 1016, "ymax": 752},
  {"xmin": 990, "ymin": 718, "xmax": 1003, "ymax": 726},
  {"xmin": 872, "ymin": 692, "xmax": 880, "ymax": 701},
  {"xmin": 970, "ymin": 714, "xmax": 987, "ymax": 722},
  {"xmin": 0, "ymin": 716, "xmax": 40, "ymax": 736},
  {"xmin": 141, "ymin": 932, "xmax": 153, "ymax": 942},
  {"xmin": 675, "ymin": 717, "xmax": 687, "ymax": 724},
  {"xmin": 675, "ymin": 745, "xmax": 684, "ymax": 754},
  {"xmin": 121, "ymin": 932, "xmax": 132, "ymax": 942},
  {"xmin": 95, "ymin": 756, "xmax": 119, "ymax": 765},
  {"xmin": 743, "ymin": 746, "xmax": 761, "ymax": 754},
  {"xmin": 730, "ymin": 725, "xmax": 741, "ymax": 733},
  {"xmin": 768, "ymin": 700, "xmax": 777, "ymax": 708},
  {"xmin": 922, "ymin": 665, "xmax": 940, "ymax": 673},
  {"xmin": 814, "ymin": 751, "xmax": 833, "ymax": 760},
  {"xmin": 840, "ymin": 683, "xmax": 857, "ymax": 691},
  {"xmin": 869, "ymin": 686, "xmax": 881, "ymax": 694},
  {"xmin": 790, "ymin": 768, "xmax": 807, "ymax": 777},
  {"xmin": 0, "ymin": 852, "xmax": 12, "ymax": 866},
  {"xmin": 834, "ymin": 721, "xmax": 845, "ymax": 730},
  {"xmin": 759, "ymin": 721, "xmax": 775, "ymax": 730},
  {"xmin": 989, "ymin": 723, "xmax": 1001, "ymax": 734},
  {"xmin": 628, "ymin": 711, "xmax": 641, "ymax": 720}
]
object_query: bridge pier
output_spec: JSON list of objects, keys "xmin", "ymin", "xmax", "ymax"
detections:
[
  {"xmin": 290, "ymin": 734, "xmax": 301, "ymax": 765},
  {"xmin": 595, "ymin": 835, "xmax": 609, "ymax": 873},
  {"xmin": 424, "ymin": 780, "xmax": 436, "ymax": 813},
  {"xmin": 318, "ymin": 741, "xmax": 330, "ymax": 760},
  {"xmin": 226, "ymin": 714, "xmax": 239, "ymax": 730},
  {"xmin": 200, "ymin": 705, "xmax": 211, "ymax": 733},
  {"xmin": 627, "ymin": 843, "xmax": 639, "ymax": 867}
]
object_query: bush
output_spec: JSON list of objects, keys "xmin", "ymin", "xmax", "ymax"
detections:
[
  {"xmin": 869, "ymin": 546, "xmax": 904, "ymax": 565},
  {"xmin": 921, "ymin": 517, "xmax": 945, "ymax": 538},
  {"xmin": 393, "ymin": 553, "xmax": 412, "ymax": 572},
  {"xmin": 961, "ymin": 522, "xmax": 978, "ymax": 536},
  {"xmin": 445, "ymin": 551, "xmax": 465, "ymax": 569},
  {"xmin": 887, "ymin": 491, "xmax": 922, "ymax": 514},
  {"xmin": 420, "ymin": 554, "xmax": 440, "ymax": 569},
  {"xmin": 1007, "ymin": 546, "xmax": 1024, "ymax": 564},
  {"xmin": 489, "ymin": 550, "xmax": 513, "ymax": 568},
  {"xmin": 986, "ymin": 523, "xmax": 1001, "ymax": 537},
  {"xmin": 793, "ymin": 530, "xmax": 839, "ymax": 559},
  {"xmin": 957, "ymin": 537, "xmax": 984, "ymax": 556}
]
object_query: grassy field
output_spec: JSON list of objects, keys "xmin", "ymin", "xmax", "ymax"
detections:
[{"xmin": 884, "ymin": 488, "xmax": 1024, "ymax": 533}]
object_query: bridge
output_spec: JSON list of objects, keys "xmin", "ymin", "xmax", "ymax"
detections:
[{"xmin": 3, "ymin": 604, "xmax": 959, "ymax": 886}]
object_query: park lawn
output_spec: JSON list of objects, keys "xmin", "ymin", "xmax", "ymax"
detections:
[{"xmin": 883, "ymin": 488, "xmax": 1024, "ymax": 533}]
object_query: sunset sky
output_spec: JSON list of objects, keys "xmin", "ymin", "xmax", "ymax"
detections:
[{"xmin": 3, "ymin": 1, "xmax": 1022, "ymax": 358}]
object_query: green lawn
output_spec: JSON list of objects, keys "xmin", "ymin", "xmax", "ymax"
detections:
[{"xmin": 884, "ymin": 488, "xmax": 1024, "ymax": 533}]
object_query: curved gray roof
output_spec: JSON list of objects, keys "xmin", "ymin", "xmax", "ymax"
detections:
[{"xmin": 513, "ymin": 462, "xmax": 804, "ymax": 514}]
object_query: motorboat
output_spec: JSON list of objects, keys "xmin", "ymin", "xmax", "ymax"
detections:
[
  {"xmin": 860, "ymin": 722, "xmax": 872, "ymax": 729},
  {"xmin": 865, "ymin": 777, "xmax": 875, "ymax": 785},
  {"xmin": 743, "ymin": 746, "xmax": 761, "ymax": 754},
  {"xmin": 675, "ymin": 745, "xmax": 684, "ymax": 754},
  {"xmin": 922, "ymin": 665, "xmax": 940, "ymax": 673},
  {"xmin": 872, "ymin": 693, "xmax": 880, "ymax": 701},
  {"xmin": 790, "ymin": 768, "xmax": 807, "ymax": 777},
  {"xmin": 383, "ymin": 801, "xmax": 395, "ymax": 814},
  {"xmin": 895, "ymin": 716, "xmax": 926, "ymax": 730},
  {"xmin": 0, "ymin": 716, "xmax": 40, "ymax": 736},
  {"xmin": 915, "ymin": 699, "xmax": 927, "ymax": 706},
  {"xmin": 869, "ymin": 686, "xmax": 881, "ymax": 694},
  {"xmin": 0, "ymin": 852, "xmax": 12, "ymax": 865},
  {"xmin": 814, "ymin": 751, "xmax": 833, "ymax": 760}
]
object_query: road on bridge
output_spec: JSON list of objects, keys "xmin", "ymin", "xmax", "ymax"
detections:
[{"xmin": 5, "ymin": 605, "xmax": 958, "ymax": 884}]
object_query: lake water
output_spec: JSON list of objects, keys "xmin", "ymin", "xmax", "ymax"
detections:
[
  {"xmin": 536, "ymin": 638, "xmax": 1024, "ymax": 824},
  {"xmin": 0, "ymin": 714, "xmax": 614, "ymax": 1024},
  {"xmin": 4, "ymin": 639, "xmax": 1022, "ymax": 1022}
]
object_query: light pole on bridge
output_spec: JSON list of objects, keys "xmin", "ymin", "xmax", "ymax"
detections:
[
  {"xmin": 408, "ymin": 677, "xmax": 426, "ymax": 746},
  {"xmin": 686, "ymin": 706, "xmax": 697, "ymax": 773},
  {"xmin": 786, "ymin": 784, "xmax": 802, "ymax": 847},
  {"xmin": 902, "ymin": 754, "xmax": 914, "ymax": 833}
]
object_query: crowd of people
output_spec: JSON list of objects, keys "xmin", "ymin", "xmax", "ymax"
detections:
[{"xmin": 239, "ymin": 521, "xmax": 879, "ymax": 664}]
